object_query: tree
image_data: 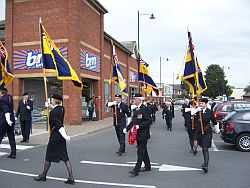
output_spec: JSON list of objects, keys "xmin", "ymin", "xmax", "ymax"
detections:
[
  {"xmin": 244, "ymin": 85, "xmax": 250, "ymax": 94},
  {"xmin": 204, "ymin": 64, "xmax": 232, "ymax": 98}
]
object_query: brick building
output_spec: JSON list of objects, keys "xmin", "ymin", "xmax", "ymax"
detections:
[{"xmin": 3, "ymin": 0, "xmax": 139, "ymax": 124}]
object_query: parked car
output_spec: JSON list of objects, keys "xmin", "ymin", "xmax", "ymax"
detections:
[
  {"xmin": 213, "ymin": 101, "xmax": 250, "ymax": 123},
  {"xmin": 220, "ymin": 110, "xmax": 250, "ymax": 152}
]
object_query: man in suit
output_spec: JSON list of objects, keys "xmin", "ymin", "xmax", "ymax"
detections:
[
  {"xmin": 16, "ymin": 92, "xmax": 33, "ymax": 143},
  {"xmin": 107, "ymin": 94, "xmax": 131, "ymax": 156},
  {"xmin": 162, "ymin": 102, "xmax": 173, "ymax": 131},
  {"xmin": 123, "ymin": 93, "xmax": 152, "ymax": 177},
  {"xmin": 0, "ymin": 86, "xmax": 16, "ymax": 159}
]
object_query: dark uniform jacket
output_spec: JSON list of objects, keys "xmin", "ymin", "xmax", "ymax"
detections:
[
  {"xmin": 162, "ymin": 106, "xmax": 173, "ymax": 119},
  {"xmin": 16, "ymin": 99, "xmax": 33, "ymax": 121},
  {"xmin": 0, "ymin": 94, "xmax": 15, "ymax": 126},
  {"xmin": 196, "ymin": 108, "xmax": 217, "ymax": 134},
  {"xmin": 109, "ymin": 102, "xmax": 131, "ymax": 126},
  {"xmin": 126, "ymin": 104, "xmax": 152, "ymax": 141}
]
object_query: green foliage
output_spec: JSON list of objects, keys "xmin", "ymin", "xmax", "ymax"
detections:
[
  {"xmin": 244, "ymin": 85, "xmax": 250, "ymax": 94},
  {"xmin": 204, "ymin": 64, "xmax": 232, "ymax": 97}
]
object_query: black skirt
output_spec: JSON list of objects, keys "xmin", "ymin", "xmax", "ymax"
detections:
[
  {"xmin": 45, "ymin": 132, "xmax": 69, "ymax": 162},
  {"xmin": 194, "ymin": 124, "xmax": 213, "ymax": 148}
]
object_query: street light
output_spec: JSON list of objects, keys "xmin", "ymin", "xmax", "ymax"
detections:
[
  {"xmin": 160, "ymin": 56, "xmax": 169, "ymax": 95},
  {"xmin": 137, "ymin": 10, "xmax": 155, "ymax": 52}
]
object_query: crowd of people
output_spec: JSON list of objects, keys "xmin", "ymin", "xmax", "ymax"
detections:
[{"xmin": 0, "ymin": 86, "xmax": 218, "ymax": 185}]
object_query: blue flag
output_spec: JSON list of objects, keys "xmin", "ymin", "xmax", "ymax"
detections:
[
  {"xmin": 0, "ymin": 41, "xmax": 13, "ymax": 86},
  {"xmin": 40, "ymin": 19, "xmax": 82, "ymax": 90}
]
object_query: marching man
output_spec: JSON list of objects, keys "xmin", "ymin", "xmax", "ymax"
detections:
[{"xmin": 123, "ymin": 93, "xmax": 152, "ymax": 177}]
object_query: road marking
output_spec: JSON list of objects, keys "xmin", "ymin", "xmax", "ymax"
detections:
[
  {"xmin": 81, "ymin": 160, "xmax": 202, "ymax": 172},
  {"xmin": 126, "ymin": 161, "xmax": 159, "ymax": 165},
  {"xmin": 0, "ymin": 152, "xmax": 8, "ymax": 156},
  {"xmin": 1, "ymin": 144, "xmax": 34, "ymax": 150},
  {"xmin": 159, "ymin": 164, "xmax": 201, "ymax": 171},
  {"xmin": 212, "ymin": 139, "xmax": 219, "ymax": 151},
  {"xmin": 80, "ymin": 160, "xmax": 160, "ymax": 169},
  {"xmin": 0, "ymin": 169, "xmax": 156, "ymax": 188}
]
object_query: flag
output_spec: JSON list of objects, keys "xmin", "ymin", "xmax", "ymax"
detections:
[
  {"xmin": 110, "ymin": 44, "xmax": 128, "ymax": 96},
  {"xmin": 181, "ymin": 31, "xmax": 207, "ymax": 98},
  {"xmin": 138, "ymin": 53, "xmax": 159, "ymax": 95},
  {"xmin": 0, "ymin": 41, "xmax": 13, "ymax": 86},
  {"xmin": 40, "ymin": 19, "xmax": 82, "ymax": 89}
]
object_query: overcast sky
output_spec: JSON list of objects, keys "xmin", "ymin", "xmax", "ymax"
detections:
[{"xmin": 1, "ymin": 0, "xmax": 249, "ymax": 88}]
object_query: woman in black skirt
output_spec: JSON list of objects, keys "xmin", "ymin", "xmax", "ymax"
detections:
[
  {"xmin": 193, "ymin": 98, "xmax": 217, "ymax": 173},
  {"xmin": 34, "ymin": 94, "xmax": 75, "ymax": 184}
]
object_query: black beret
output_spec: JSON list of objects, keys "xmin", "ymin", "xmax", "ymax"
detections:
[
  {"xmin": 115, "ymin": 94, "xmax": 122, "ymax": 98},
  {"xmin": 23, "ymin": 92, "xmax": 28, "ymax": 96},
  {"xmin": 51, "ymin": 94, "xmax": 63, "ymax": 101},
  {"xmin": 133, "ymin": 93, "xmax": 143, "ymax": 98},
  {"xmin": 200, "ymin": 98, "xmax": 208, "ymax": 103},
  {"xmin": 0, "ymin": 85, "xmax": 8, "ymax": 92}
]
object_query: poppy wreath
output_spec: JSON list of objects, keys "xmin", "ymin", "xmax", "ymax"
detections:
[{"xmin": 128, "ymin": 125, "xmax": 137, "ymax": 145}]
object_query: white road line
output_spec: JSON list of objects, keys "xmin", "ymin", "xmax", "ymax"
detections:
[
  {"xmin": 0, "ymin": 152, "xmax": 8, "ymax": 156},
  {"xmin": 0, "ymin": 144, "xmax": 34, "ymax": 150},
  {"xmin": 80, "ymin": 160, "xmax": 160, "ymax": 169},
  {"xmin": 211, "ymin": 139, "xmax": 219, "ymax": 151},
  {"xmin": 0, "ymin": 169, "xmax": 156, "ymax": 188}
]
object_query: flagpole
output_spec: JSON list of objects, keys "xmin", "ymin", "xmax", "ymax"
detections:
[{"xmin": 39, "ymin": 18, "xmax": 51, "ymax": 134}]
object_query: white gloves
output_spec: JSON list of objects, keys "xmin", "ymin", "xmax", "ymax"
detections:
[
  {"xmin": 127, "ymin": 117, "xmax": 132, "ymax": 125},
  {"xmin": 107, "ymin": 101, "xmax": 117, "ymax": 107},
  {"xmin": 191, "ymin": 108, "xmax": 198, "ymax": 115},
  {"xmin": 185, "ymin": 108, "xmax": 192, "ymax": 112},
  {"xmin": 130, "ymin": 104, "xmax": 137, "ymax": 110},
  {"xmin": 5, "ymin": 113, "xmax": 13, "ymax": 126},
  {"xmin": 214, "ymin": 123, "xmax": 220, "ymax": 134},
  {"xmin": 15, "ymin": 117, "xmax": 18, "ymax": 121},
  {"xmin": 197, "ymin": 107, "xmax": 202, "ymax": 112},
  {"xmin": 26, "ymin": 106, "xmax": 31, "ymax": 110},
  {"xmin": 45, "ymin": 102, "xmax": 50, "ymax": 107},
  {"xmin": 123, "ymin": 128, "xmax": 127, "ymax": 133},
  {"xmin": 135, "ymin": 125, "xmax": 139, "ymax": 129},
  {"xmin": 58, "ymin": 127, "xmax": 70, "ymax": 142}
]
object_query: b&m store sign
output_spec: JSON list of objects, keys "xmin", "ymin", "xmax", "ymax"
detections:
[
  {"xmin": 13, "ymin": 47, "xmax": 68, "ymax": 70},
  {"xmin": 80, "ymin": 49, "xmax": 100, "ymax": 72}
]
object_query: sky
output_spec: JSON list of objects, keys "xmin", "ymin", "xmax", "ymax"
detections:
[{"xmin": 0, "ymin": 0, "xmax": 250, "ymax": 88}]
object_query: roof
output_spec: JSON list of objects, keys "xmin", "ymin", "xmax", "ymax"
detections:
[
  {"xmin": 88, "ymin": 0, "xmax": 108, "ymax": 14},
  {"xmin": 104, "ymin": 32, "xmax": 132, "ymax": 55},
  {"xmin": 243, "ymin": 92, "xmax": 250, "ymax": 97},
  {"xmin": 120, "ymin": 41, "xmax": 137, "ymax": 54}
]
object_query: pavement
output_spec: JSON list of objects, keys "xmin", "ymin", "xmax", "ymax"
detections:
[{"xmin": 12, "ymin": 117, "xmax": 113, "ymax": 145}]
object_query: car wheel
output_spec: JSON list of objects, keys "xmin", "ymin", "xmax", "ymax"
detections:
[{"xmin": 236, "ymin": 133, "xmax": 250, "ymax": 152}]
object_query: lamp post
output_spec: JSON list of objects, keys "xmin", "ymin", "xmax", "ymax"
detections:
[
  {"xmin": 137, "ymin": 10, "xmax": 155, "ymax": 52},
  {"xmin": 160, "ymin": 56, "xmax": 168, "ymax": 96}
]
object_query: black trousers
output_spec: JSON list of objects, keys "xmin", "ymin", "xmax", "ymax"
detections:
[
  {"xmin": 134, "ymin": 140, "xmax": 151, "ymax": 173},
  {"xmin": 115, "ymin": 124, "xmax": 125, "ymax": 153},
  {"xmin": 165, "ymin": 118, "xmax": 172, "ymax": 130},
  {"xmin": 20, "ymin": 120, "xmax": 31, "ymax": 141},
  {"xmin": 88, "ymin": 110, "xmax": 93, "ymax": 121},
  {"xmin": 0, "ymin": 124, "xmax": 16, "ymax": 155}
]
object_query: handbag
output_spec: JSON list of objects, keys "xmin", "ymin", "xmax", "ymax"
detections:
[
  {"xmin": 85, "ymin": 110, "xmax": 89, "ymax": 117},
  {"xmin": 93, "ymin": 110, "xmax": 96, "ymax": 118}
]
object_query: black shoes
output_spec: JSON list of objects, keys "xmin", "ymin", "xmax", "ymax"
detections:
[
  {"xmin": 64, "ymin": 178, "xmax": 75, "ymax": 185},
  {"xmin": 116, "ymin": 151, "xmax": 122, "ymax": 156},
  {"xmin": 33, "ymin": 175, "xmax": 46, "ymax": 181},
  {"xmin": 202, "ymin": 164, "xmax": 208, "ymax": 173},
  {"xmin": 20, "ymin": 140, "xmax": 29, "ymax": 143},
  {"xmin": 7, "ymin": 154, "xmax": 16, "ymax": 159},
  {"xmin": 139, "ymin": 167, "xmax": 151, "ymax": 172},
  {"xmin": 129, "ymin": 171, "xmax": 139, "ymax": 177}
]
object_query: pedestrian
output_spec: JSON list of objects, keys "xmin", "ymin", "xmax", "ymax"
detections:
[
  {"xmin": 87, "ymin": 97, "xmax": 94, "ymax": 121},
  {"xmin": 162, "ymin": 102, "xmax": 173, "ymax": 131},
  {"xmin": 123, "ymin": 93, "xmax": 152, "ymax": 177},
  {"xmin": 181, "ymin": 99, "xmax": 190, "ymax": 129},
  {"xmin": 16, "ymin": 92, "xmax": 33, "ymax": 143},
  {"xmin": 107, "ymin": 94, "xmax": 131, "ymax": 156},
  {"xmin": 150, "ymin": 102, "xmax": 158, "ymax": 122},
  {"xmin": 193, "ymin": 98, "xmax": 217, "ymax": 173},
  {"xmin": 34, "ymin": 94, "xmax": 75, "ymax": 184},
  {"xmin": 0, "ymin": 86, "xmax": 16, "ymax": 159}
]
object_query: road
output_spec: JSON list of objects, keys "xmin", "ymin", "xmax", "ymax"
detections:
[{"xmin": 1, "ymin": 106, "xmax": 250, "ymax": 188}]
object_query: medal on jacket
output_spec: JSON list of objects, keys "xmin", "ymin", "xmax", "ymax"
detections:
[{"xmin": 138, "ymin": 114, "xmax": 142, "ymax": 119}]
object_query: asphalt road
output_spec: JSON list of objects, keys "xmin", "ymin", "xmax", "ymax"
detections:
[{"xmin": 1, "ymin": 106, "xmax": 250, "ymax": 188}]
